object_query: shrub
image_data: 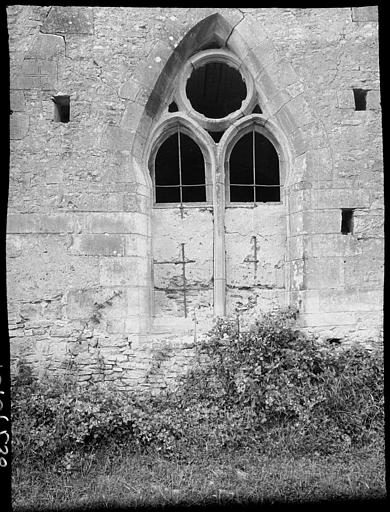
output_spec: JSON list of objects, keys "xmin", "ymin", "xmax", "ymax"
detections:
[
  {"xmin": 11, "ymin": 308, "xmax": 384, "ymax": 468},
  {"xmin": 12, "ymin": 374, "xmax": 140, "ymax": 467},
  {"xmin": 172, "ymin": 308, "xmax": 384, "ymax": 455}
]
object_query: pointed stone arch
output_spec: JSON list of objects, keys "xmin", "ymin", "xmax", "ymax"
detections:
[
  {"xmin": 126, "ymin": 12, "xmax": 244, "ymax": 170},
  {"xmin": 146, "ymin": 112, "xmax": 217, "ymax": 204},
  {"xmin": 218, "ymin": 114, "xmax": 293, "ymax": 195},
  {"xmin": 116, "ymin": 9, "xmax": 335, "ymax": 328},
  {"xmin": 121, "ymin": 10, "xmax": 333, "ymax": 188}
]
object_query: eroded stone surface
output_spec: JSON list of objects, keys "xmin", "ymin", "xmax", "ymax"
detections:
[{"xmin": 7, "ymin": 6, "xmax": 383, "ymax": 391}]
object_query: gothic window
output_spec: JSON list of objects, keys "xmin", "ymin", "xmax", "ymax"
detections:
[
  {"xmin": 150, "ymin": 49, "xmax": 283, "ymax": 207},
  {"xmin": 228, "ymin": 129, "xmax": 280, "ymax": 203},
  {"xmin": 148, "ymin": 46, "xmax": 287, "ymax": 320},
  {"xmin": 154, "ymin": 128, "xmax": 207, "ymax": 204}
]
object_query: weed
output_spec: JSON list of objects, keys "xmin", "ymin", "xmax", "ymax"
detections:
[{"xmin": 11, "ymin": 307, "xmax": 384, "ymax": 470}]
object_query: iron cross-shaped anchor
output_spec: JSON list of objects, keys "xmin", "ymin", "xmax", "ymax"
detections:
[
  {"xmin": 244, "ymin": 235, "xmax": 259, "ymax": 278},
  {"xmin": 153, "ymin": 243, "xmax": 195, "ymax": 318}
]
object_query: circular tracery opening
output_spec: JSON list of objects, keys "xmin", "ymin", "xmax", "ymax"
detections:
[{"xmin": 186, "ymin": 62, "xmax": 247, "ymax": 119}]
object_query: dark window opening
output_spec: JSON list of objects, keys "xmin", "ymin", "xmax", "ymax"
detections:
[
  {"xmin": 186, "ymin": 62, "xmax": 247, "ymax": 119},
  {"xmin": 154, "ymin": 130, "xmax": 206, "ymax": 204},
  {"xmin": 252, "ymin": 104, "xmax": 262, "ymax": 114},
  {"xmin": 353, "ymin": 89, "xmax": 368, "ymax": 111},
  {"xmin": 208, "ymin": 131, "xmax": 224, "ymax": 143},
  {"xmin": 168, "ymin": 101, "xmax": 179, "ymax": 113},
  {"xmin": 52, "ymin": 95, "xmax": 70, "ymax": 123},
  {"xmin": 229, "ymin": 130, "xmax": 280, "ymax": 203},
  {"xmin": 341, "ymin": 209, "xmax": 354, "ymax": 234}
]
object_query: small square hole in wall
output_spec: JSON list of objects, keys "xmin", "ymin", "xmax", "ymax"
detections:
[
  {"xmin": 353, "ymin": 89, "xmax": 368, "ymax": 111},
  {"xmin": 52, "ymin": 95, "xmax": 70, "ymax": 122},
  {"xmin": 341, "ymin": 209, "xmax": 354, "ymax": 234}
]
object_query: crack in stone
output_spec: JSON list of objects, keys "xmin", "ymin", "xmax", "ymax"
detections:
[
  {"xmin": 92, "ymin": 59, "xmax": 121, "ymax": 100},
  {"xmin": 225, "ymin": 10, "xmax": 245, "ymax": 47},
  {"xmin": 43, "ymin": 5, "xmax": 52, "ymax": 21},
  {"xmin": 327, "ymin": 23, "xmax": 348, "ymax": 88}
]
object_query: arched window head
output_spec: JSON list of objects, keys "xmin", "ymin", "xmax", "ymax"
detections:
[
  {"xmin": 154, "ymin": 128, "xmax": 206, "ymax": 204},
  {"xmin": 228, "ymin": 129, "xmax": 280, "ymax": 203}
]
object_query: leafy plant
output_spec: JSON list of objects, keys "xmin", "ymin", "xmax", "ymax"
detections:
[{"xmin": 11, "ymin": 307, "xmax": 384, "ymax": 470}]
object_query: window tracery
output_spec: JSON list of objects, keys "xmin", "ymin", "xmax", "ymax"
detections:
[{"xmin": 150, "ymin": 48, "xmax": 282, "ymax": 206}]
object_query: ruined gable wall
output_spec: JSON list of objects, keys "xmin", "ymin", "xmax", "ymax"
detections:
[{"xmin": 7, "ymin": 7, "xmax": 383, "ymax": 390}]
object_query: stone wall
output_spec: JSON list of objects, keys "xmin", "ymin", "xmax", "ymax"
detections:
[{"xmin": 7, "ymin": 6, "xmax": 383, "ymax": 390}]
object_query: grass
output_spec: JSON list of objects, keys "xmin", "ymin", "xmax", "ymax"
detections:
[
  {"xmin": 12, "ymin": 441, "xmax": 386, "ymax": 510},
  {"xmin": 11, "ymin": 319, "xmax": 386, "ymax": 509}
]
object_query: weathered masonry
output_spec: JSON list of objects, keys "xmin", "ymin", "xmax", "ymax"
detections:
[{"xmin": 7, "ymin": 6, "xmax": 383, "ymax": 390}]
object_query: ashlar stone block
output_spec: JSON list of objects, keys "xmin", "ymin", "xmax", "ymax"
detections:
[
  {"xmin": 309, "ymin": 189, "xmax": 370, "ymax": 210},
  {"xmin": 291, "ymin": 122, "xmax": 327, "ymax": 156},
  {"xmin": 305, "ymin": 148, "xmax": 333, "ymax": 182},
  {"xmin": 263, "ymin": 89, "xmax": 292, "ymax": 117},
  {"xmin": 299, "ymin": 290, "xmax": 320, "ymax": 314},
  {"xmin": 13, "ymin": 59, "xmax": 58, "ymax": 90},
  {"xmin": 120, "ymin": 101, "xmax": 144, "ymax": 131},
  {"xmin": 69, "ymin": 234, "xmax": 126, "ymax": 256},
  {"xmin": 304, "ymin": 256, "xmax": 344, "ymax": 289},
  {"xmin": 66, "ymin": 287, "xmax": 127, "ymax": 321},
  {"xmin": 319, "ymin": 288, "xmax": 383, "ymax": 314},
  {"xmin": 99, "ymin": 257, "xmax": 148, "ymax": 286},
  {"xmin": 7, "ymin": 214, "xmax": 41, "ymax": 233},
  {"xmin": 343, "ymin": 254, "xmax": 383, "ymax": 288},
  {"xmin": 41, "ymin": 6, "xmax": 94, "ymax": 35},
  {"xmin": 119, "ymin": 78, "xmax": 143, "ymax": 101},
  {"xmin": 26, "ymin": 33, "xmax": 65, "ymax": 60},
  {"xmin": 80, "ymin": 212, "xmax": 148, "ymax": 235},
  {"xmin": 301, "ymin": 311, "xmax": 357, "ymax": 327},
  {"xmin": 10, "ymin": 90, "xmax": 26, "ymax": 112},
  {"xmin": 45, "ymin": 167, "xmax": 63, "ymax": 184},
  {"xmin": 366, "ymin": 90, "xmax": 381, "ymax": 111},
  {"xmin": 10, "ymin": 113, "xmax": 29, "ymax": 140},
  {"xmin": 287, "ymin": 233, "xmax": 306, "ymax": 260},
  {"xmin": 263, "ymin": 58, "xmax": 298, "ymax": 91},
  {"xmin": 351, "ymin": 6, "xmax": 378, "ymax": 22},
  {"xmin": 353, "ymin": 211, "xmax": 384, "ymax": 239},
  {"xmin": 6, "ymin": 235, "xmax": 23, "ymax": 258},
  {"xmin": 39, "ymin": 214, "xmax": 75, "ymax": 233},
  {"xmin": 248, "ymin": 38, "xmax": 279, "ymax": 69},
  {"xmin": 337, "ymin": 90, "xmax": 355, "ymax": 109},
  {"xmin": 302, "ymin": 209, "xmax": 341, "ymax": 234},
  {"xmin": 102, "ymin": 126, "xmax": 135, "ymax": 152},
  {"xmin": 308, "ymin": 233, "xmax": 362, "ymax": 258}
]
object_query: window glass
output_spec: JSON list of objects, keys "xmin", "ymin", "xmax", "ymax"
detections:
[
  {"xmin": 229, "ymin": 130, "xmax": 280, "ymax": 203},
  {"xmin": 155, "ymin": 131, "xmax": 206, "ymax": 203},
  {"xmin": 254, "ymin": 132, "xmax": 280, "ymax": 202}
]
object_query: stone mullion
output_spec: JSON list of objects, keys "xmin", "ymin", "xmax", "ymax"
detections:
[{"xmin": 213, "ymin": 152, "xmax": 226, "ymax": 317}]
